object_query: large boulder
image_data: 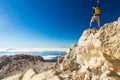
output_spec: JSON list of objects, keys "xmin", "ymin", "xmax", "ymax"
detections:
[
  {"xmin": 31, "ymin": 70, "xmax": 61, "ymax": 80},
  {"xmin": 1, "ymin": 74, "xmax": 22, "ymax": 80},
  {"xmin": 22, "ymin": 69, "xmax": 36, "ymax": 80}
]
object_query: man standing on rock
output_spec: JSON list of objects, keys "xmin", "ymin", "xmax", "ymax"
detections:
[{"xmin": 90, "ymin": 0, "xmax": 101, "ymax": 29}]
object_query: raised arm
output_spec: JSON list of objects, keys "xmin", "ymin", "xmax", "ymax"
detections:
[{"xmin": 97, "ymin": 0, "xmax": 100, "ymax": 7}]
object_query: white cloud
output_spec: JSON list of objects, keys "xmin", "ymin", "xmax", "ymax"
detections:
[
  {"xmin": 0, "ymin": 48, "xmax": 68, "ymax": 52},
  {"xmin": 42, "ymin": 55, "xmax": 58, "ymax": 60}
]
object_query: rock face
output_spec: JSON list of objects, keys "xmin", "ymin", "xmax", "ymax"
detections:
[
  {"xmin": 0, "ymin": 54, "xmax": 53, "ymax": 79},
  {"xmin": 0, "ymin": 54, "xmax": 44, "ymax": 71},
  {"xmin": 58, "ymin": 17, "xmax": 120, "ymax": 80},
  {"xmin": 2, "ymin": 17, "xmax": 120, "ymax": 80}
]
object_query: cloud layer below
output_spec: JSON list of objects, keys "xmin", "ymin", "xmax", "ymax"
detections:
[{"xmin": 0, "ymin": 48, "xmax": 68, "ymax": 52}]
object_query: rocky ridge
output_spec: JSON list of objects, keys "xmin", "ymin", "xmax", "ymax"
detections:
[
  {"xmin": 2, "ymin": 17, "xmax": 120, "ymax": 80},
  {"xmin": 0, "ymin": 54, "xmax": 55, "ymax": 79}
]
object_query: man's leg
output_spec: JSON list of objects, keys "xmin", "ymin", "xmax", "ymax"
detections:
[
  {"xmin": 97, "ymin": 16, "xmax": 100, "ymax": 28},
  {"xmin": 98, "ymin": 20, "xmax": 100, "ymax": 28},
  {"xmin": 90, "ymin": 22, "xmax": 92, "ymax": 28},
  {"xmin": 90, "ymin": 16, "xmax": 94, "ymax": 28}
]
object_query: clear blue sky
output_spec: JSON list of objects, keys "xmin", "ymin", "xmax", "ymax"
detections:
[{"xmin": 0, "ymin": 0, "xmax": 120, "ymax": 48}]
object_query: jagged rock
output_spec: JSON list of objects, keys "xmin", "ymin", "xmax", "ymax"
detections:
[
  {"xmin": 1, "ymin": 74, "xmax": 22, "ymax": 80},
  {"xmin": 57, "ymin": 57, "xmax": 64, "ymax": 65},
  {"xmin": 22, "ymin": 69, "xmax": 36, "ymax": 80},
  {"xmin": 2, "ymin": 69, "xmax": 61, "ymax": 80},
  {"xmin": 71, "ymin": 44, "xmax": 77, "ymax": 49},
  {"xmin": 0, "ymin": 54, "xmax": 46, "ymax": 79},
  {"xmin": 58, "ymin": 17, "xmax": 120, "ymax": 80},
  {"xmin": 31, "ymin": 70, "xmax": 61, "ymax": 80}
]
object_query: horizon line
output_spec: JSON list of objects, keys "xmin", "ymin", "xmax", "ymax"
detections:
[{"xmin": 0, "ymin": 47, "xmax": 69, "ymax": 52}]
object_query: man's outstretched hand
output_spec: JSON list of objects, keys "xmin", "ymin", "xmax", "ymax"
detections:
[{"xmin": 97, "ymin": 0, "xmax": 100, "ymax": 3}]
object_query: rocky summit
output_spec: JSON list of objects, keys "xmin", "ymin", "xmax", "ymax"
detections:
[{"xmin": 2, "ymin": 17, "xmax": 120, "ymax": 80}]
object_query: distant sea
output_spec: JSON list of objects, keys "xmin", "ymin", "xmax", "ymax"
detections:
[{"xmin": 0, "ymin": 51, "xmax": 66, "ymax": 62}]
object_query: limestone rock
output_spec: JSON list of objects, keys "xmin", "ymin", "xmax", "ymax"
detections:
[
  {"xmin": 58, "ymin": 17, "xmax": 120, "ymax": 80},
  {"xmin": 31, "ymin": 70, "xmax": 61, "ymax": 80},
  {"xmin": 71, "ymin": 44, "xmax": 77, "ymax": 49},
  {"xmin": 22, "ymin": 68, "xmax": 36, "ymax": 80},
  {"xmin": 2, "ymin": 69, "xmax": 61, "ymax": 80},
  {"xmin": 57, "ymin": 57, "xmax": 64, "ymax": 65},
  {"xmin": 1, "ymin": 74, "xmax": 22, "ymax": 80}
]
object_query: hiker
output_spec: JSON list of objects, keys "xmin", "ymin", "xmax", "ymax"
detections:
[{"xmin": 90, "ymin": 0, "xmax": 101, "ymax": 29}]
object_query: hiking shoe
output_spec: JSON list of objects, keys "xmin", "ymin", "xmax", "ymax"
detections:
[{"xmin": 96, "ymin": 27, "xmax": 100, "ymax": 29}]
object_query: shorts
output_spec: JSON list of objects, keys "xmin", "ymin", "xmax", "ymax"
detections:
[{"xmin": 90, "ymin": 15, "xmax": 100, "ymax": 23}]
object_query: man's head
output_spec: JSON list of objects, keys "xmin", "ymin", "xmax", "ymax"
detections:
[{"xmin": 92, "ymin": 5, "xmax": 96, "ymax": 9}]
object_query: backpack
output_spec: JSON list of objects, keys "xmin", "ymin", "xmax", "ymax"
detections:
[{"xmin": 95, "ymin": 7, "xmax": 100, "ymax": 15}]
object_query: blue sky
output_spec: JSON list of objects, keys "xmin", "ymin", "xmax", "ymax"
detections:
[{"xmin": 0, "ymin": 0, "xmax": 120, "ymax": 48}]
